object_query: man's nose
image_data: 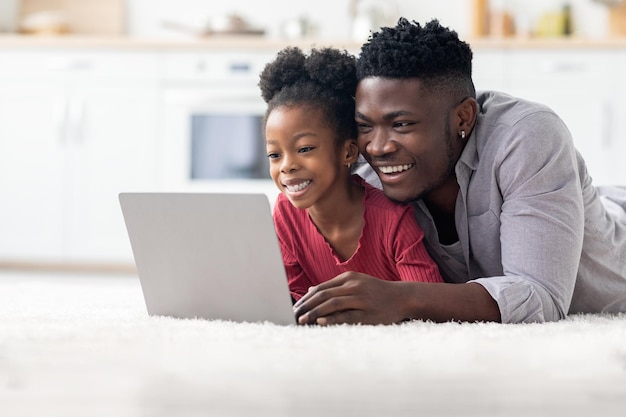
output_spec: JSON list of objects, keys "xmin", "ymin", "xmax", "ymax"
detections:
[{"xmin": 365, "ymin": 129, "xmax": 394, "ymax": 156}]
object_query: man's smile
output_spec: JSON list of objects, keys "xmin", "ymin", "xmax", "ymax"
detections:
[{"xmin": 378, "ymin": 163, "xmax": 415, "ymax": 174}]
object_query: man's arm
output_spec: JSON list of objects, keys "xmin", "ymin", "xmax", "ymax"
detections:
[{"xmin": 293, "ymin": 272, "xmax": 500, "ymax": 325}]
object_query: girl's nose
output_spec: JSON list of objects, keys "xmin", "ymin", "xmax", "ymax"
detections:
[{"xmin": 280, "ymin": 153, "xmax": 297, "ymax": 173}]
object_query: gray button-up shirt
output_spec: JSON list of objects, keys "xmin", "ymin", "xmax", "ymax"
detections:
[{"xmin": 357, "ymin": 90, "xmax": 626, "ymax": 323}]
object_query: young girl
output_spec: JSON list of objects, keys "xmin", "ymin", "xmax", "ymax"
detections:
[{"xmin": 258, "ymin": 47, "xmax": 443, "ymax": 302}]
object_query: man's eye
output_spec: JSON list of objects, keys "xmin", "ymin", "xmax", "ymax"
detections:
[
  {"xmin": 298, "ymin": 146, "xmax": 314, "ymax": 153},
  {"xmin": 357, "ymin": 123, "xmax": 372, "ymax": 133},
  {"xmin": 394, "ymin": 121, "xmax": 413, "ymax": 129}
]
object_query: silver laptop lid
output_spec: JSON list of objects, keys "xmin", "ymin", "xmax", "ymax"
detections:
[{"xmin": 119, "ymin": 192, "xmax": 295, "ymax": 325}]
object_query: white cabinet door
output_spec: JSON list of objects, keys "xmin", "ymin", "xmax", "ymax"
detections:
[
  {"xmin": 613, "ymin": 52, "xmax": 626, "ymax": 186},
  {"xmin": 0, "ymin": 51, "xmax": 159, "ymax": 265},
  {"xmin": 65, "ymin": 52, "xmax": 160, "ymax": 264},
  {"xmin": 0, "ymin": 81, "xmax": 69, "ymax": 261},
  {"xmin": 505, "ymin": 49, "xmax": 616, "ymax": 186},
  {"xmin": 67, "ymin": 79, "xmax": 159, "ymax": 263},
  {"xmin": 472, "ymin": 47, "xmax": 508, "ymax": 92}
]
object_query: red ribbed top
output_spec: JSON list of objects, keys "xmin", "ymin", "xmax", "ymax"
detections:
[{"xmin": 273, "ymin": 176, "xmax": 443, "ymax": 300}]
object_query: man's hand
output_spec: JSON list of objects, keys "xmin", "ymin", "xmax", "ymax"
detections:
[
  {"xmin": 292, "ymin": 273, "xmax": 502, "ymax": 325},
  {"xmin": 292, "ymin": 272, "xmax": 413, "ymax": 325}
]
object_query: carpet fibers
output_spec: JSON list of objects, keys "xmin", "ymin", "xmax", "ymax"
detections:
[{"xmin": 1, "ymin": 270, "xmax": 625, "ymax": 417}]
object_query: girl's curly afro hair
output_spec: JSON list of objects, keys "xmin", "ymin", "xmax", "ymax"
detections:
[
  {"xmin": 357, "ymin": 18, "xmax": 475, "ymax": 97},
  {"xmin": 258, "ymin": 46, "xmax": 357, "ymax": 142}
]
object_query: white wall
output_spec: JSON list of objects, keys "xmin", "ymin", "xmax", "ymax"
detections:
[{"xmin": 126, "ymin": 0, "xmax": 610, "ymax": 40}]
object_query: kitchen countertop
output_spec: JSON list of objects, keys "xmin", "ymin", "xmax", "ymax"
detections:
[
  {"xmin": 2, "ymin": 34, "xmax": 626, "ymax": 50},
  {"xmin": 0, "ymin": 34, "xmax": 363, "ymax": 50}
]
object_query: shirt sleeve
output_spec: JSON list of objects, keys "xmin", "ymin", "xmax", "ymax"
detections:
[{"xmin": 472, "ymin": 111, "xmax": 584, "ymax": 323}]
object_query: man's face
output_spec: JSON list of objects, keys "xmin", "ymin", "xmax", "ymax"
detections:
[{"xmin": 355, "ymin": 77, "xmax": 464, "ymax": 203}]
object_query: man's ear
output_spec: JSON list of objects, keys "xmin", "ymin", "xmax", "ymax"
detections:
[
  {"xmin": 457, "ymin": 97, "xmax": 478, "ymax": 138},
  {"xmin": 343, "ymin": 139, "xmax": 360, "ymax": 166}
]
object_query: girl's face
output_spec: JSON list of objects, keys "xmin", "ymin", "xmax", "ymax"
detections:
[{"xmin": 265, "ymin": 105, "xmax": 354, "ymax": 210}]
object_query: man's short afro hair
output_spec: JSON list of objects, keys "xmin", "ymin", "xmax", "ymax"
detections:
[{"xmin": 357, "ymin": 18, "xmax": 473, "ymax": 82}]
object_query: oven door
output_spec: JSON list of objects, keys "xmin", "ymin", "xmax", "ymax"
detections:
[{"xmin": 159, "ymin": 86, "xmax": 279, "ymax": 201}]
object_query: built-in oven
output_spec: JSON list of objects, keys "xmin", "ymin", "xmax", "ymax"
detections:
[{"xmin": 158, "ymin": 50, "xmax": 280, "ymax": 203}]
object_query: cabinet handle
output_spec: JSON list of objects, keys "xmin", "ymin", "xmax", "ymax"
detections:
[
  {"xmin": 602, "ymin": 99, "xmax": 612, "ymax": 148},
  {"xmin": 67, "ymin": 97, "xmax": 85, "ymax": 145},
  {"xmin": 55, "ymin": 97, "xmax": 69, "ymax": 145},
  {"xmin": 540, "ymin": 61, "xmax": 586, "ymax": 74},
  {"xmin": 45, "ymin": 58, "xmax": 94, "ymax": 72},
  {"xmin": 229, "ymin": 62, "xmax": 251, "ymax": 73}
]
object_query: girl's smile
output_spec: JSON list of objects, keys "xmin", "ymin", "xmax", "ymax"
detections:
[{"xmin": 283, "ymin": 179, "xmax": 312, "ymax": 194}]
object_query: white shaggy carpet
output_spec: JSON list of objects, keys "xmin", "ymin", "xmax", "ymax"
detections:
[{"xmin": 0, "ymin": 270, "xmax": 625, "ymax": 417}]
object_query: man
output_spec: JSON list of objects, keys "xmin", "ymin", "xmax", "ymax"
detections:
[{"xmin": 293, "ymin": 18, "xmax": 626, "ymax": 325}]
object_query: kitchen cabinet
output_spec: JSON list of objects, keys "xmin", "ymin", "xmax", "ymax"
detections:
[
  {"xmin": 0, "ymin": 80, "xmax": 68, "ymax": 261},
  {"xmin": 471, "ymin": 46, "xmax": 507, "ymax": 92},
  {"xmin": 502, "ymin": 49, "xmax": 617, "ymax": 186},
  {"xmin": 1, "ymin": 40, "xmax": 625, "ymax": 268},
  {"xmin": 0, "ymin": 50, "xmax": 159, "ymax": 264},
  {"xmin": 614, "ymin": 51, "xmax": 626, "ymax": 185}
]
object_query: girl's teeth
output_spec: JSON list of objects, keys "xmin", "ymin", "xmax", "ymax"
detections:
[{"xmin": 286, "ymin": 180, "xmax": 311, "ymax": 192}]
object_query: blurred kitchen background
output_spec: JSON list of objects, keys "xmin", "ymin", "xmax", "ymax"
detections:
[
  {"xmin": 0, "ymin": 0, "xmax": 625, "ymax": 39},
  {"xmin": 1, "ymin": 0, "xmax": 626, "ymax": 271}
]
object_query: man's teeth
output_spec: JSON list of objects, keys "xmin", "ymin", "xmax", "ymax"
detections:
[
  {"xmin": 379, "ymin": 164, "xmax": 413, "ymax": 174},
  {"xmin": 286, "ymin": 180, "xmax": 311, "ymax": 192}
]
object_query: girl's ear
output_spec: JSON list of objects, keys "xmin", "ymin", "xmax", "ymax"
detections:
[{"xmin": 343, "ymin": 139, "xmax": 360, "ymax": 166}]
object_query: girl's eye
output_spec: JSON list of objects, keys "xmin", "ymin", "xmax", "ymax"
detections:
[
  {"xmin": 267, "ymin": 152, "xmax": 280, "ymax": 159},
  {"xmin": 298, "ymin": 146, "xmax": 314, "ymax": 153}
]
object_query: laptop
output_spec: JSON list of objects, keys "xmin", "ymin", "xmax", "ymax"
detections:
[{"xmin": 119, "ymin": 192, "xmax": 296, "ymax": 325}]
